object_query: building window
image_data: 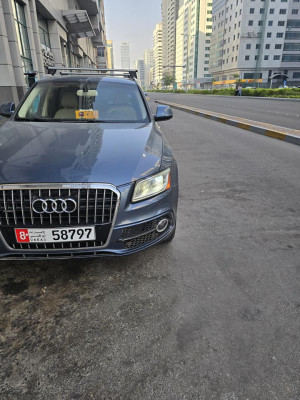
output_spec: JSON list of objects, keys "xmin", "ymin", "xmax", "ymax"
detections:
[
  {"xmin": 281, "ymin": 0, "xmax": 287, "ymax": 2},
  {"xmin": 287, "ymin": 19, "xmax": 300, "ymax": 28},
  {"xmin": 279, "ymin": 9, "xmax": 287, "ymax": 14},
  {"xmin": 250, "ymin": 8, "xmax": 255, "ymax": 13},
  {"xmin": 275, "ymin": 44, "xmax": 282, "ymax": 49},
  {"xmin": 273, "ymin": 55, "xmax": 280, "ymax": 60},
  {"xmin": 293, "ymin": 72, "xmax": 300, "ymax": 78},
  {"xmin": 269, "ymin": 9, "xmax": 274, "ymax": 14},
  {"xmin": 264, "ymin": 55, "xmax": 269, "ymax": 60},
  {"xmin": 282, "ymin": 54, "xmax": 300, "ymax": 62},
  {"xmin": 284, "ymin": 43, "xmax": 300, "ymax": 51},
  {"xmin": 12, "ymin": 0, "xmax": 33, "ymax": 72},
  {"xmin": 246, "ymin": 44, "xmax": 251, "ymax": 49},
  {"xmin": 204, "ymin": 67, "xmax": 209, "ymax": 71},
  {"xmin": 244, "ymin": 73, "xmax": 262, "ymax": 79},
  {"xmin": 292, "ymin": 9, "xmax": 299, "ymax": 13},
  {"xmin": 260, "ymin": 8, "xmax": 265, "ymax": 13},
  {"xmin": 268, "ymin": 21, "xmax": 273, "ymax": 26},
  {"xmin": 265, "ymin": 44, "xmax": 270, "ymax": 49},
  {"xmin": 255, "ymin": 55, "xmax": 259, "ymax": 60},
  {"xmin": 258, "ymin": 20, "xmax": 263, "ymax": 26},
  {"xmin": 276, "ymin": 33, "xmax": 284, "ymax": 38},
  {"xmin": 204, "ymin": 61, "xmax": 209, "ymax": 64},
  {"xmin": 248, "ymin": 20, "xmax": 253, "ymax": 26},
  {"xmin": 245, "ymin": 55, "xmax": 250, "ymax": 60},
  {"xmin": 38, "ymin": 16, "xmax": 51, "ymax": 49},
  {"xmin": 267, "ymin": 32, "xmax": 272, "ymax": 38},
  {"xmin": 278, "ymin": 21, "xmax": 285, "ymax": 26},
  {"xmin": 205, "ymin": 47, "xmax": 210, "ymax": 51},
  {"xmin": 256, "ymin": 44, "xmax": 261, "ymax": 49}
]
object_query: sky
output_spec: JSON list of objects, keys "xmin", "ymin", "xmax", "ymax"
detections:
[{"xmin": 105, "ymin": 0, "xmax": 162, "ymax": 68}]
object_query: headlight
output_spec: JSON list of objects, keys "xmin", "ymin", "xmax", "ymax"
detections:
[{"xmin": 132, "ymin": 168, "xmax": 171, "ymax": 202}]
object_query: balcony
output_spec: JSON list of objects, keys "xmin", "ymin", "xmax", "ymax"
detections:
[
  {"xmin": 62, "ymin": 10, "xmax": 95, "ymax": 38},
  {"xmin": 77, "ymin": 0, "xmax": 99, "ymax": 16}
]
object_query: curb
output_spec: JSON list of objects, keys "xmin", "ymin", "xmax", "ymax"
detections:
[{"xmin": 156, "ymin": 100, "xmax": 300, "ymax": 147}]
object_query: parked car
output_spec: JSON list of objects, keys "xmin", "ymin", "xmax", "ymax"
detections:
[{"xmin": 0, "ymin": 69, "xmax": 178, "ymax": 259}]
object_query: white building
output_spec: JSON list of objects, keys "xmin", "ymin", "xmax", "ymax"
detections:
[
  {"xmin": 135, "ymin": 59, "xmax": 146, "ymax": 88},
  {"xmin": 120, "ymin": 42, "xmax": 130, "ymax": 69},
  {"xmin": 209, "ymin": 0, "xmax": 300, "ymax": 87},
  {"xmin": 0, "ymin": 0, "xmax": 107, "ymax": 104},
  {"xmin": 153, "ymin": 22, "xmax": 163, "ymax": 87},
  {"xmin": 144, "ymin": 49, "xmax": 154, "ymax": 89},
  {"xmin": 175, "ymin": 0, "xmax": 213, "ymax": 89}
]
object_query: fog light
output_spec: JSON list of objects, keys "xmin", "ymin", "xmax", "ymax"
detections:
[{"xmin": 156, "ymin": 218, "xmax": 169, "ymax": 233}]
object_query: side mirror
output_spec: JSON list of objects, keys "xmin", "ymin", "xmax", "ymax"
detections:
[
  {"xmin": 0, "ymin": 102, "xmax": 15, "ymax": 118},
  {"xmin": 154, "ymin": 105, "xmax": 173, "ymax": 121}
]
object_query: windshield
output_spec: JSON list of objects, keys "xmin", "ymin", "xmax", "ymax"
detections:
[{"xmin": 16, "ymin": 79, "xmax": 149, "ymax": 123}]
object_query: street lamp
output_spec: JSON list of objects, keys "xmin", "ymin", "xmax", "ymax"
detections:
[{"xmin": 181, "ymin": 33, "xmax": 196, "ymax": 93}]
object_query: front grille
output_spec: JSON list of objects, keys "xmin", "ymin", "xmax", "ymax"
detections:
[
  {"xmin": 124, "ymin": 231, "xmax": 159, "ymax": 249},
  {"xmin": 121, "ymin": 218, "xmax": 160, "ymax": 239},
  {"xmin": 122, "ymin": 214, "xmax": 173, "ymax": 249},
  {"xmin": 0, "ymin": 187, "xmax": 118, "ymax": 227},
  {"xmin": 0, "ymin": 184, "xmax": 119, "ymax": 252}
]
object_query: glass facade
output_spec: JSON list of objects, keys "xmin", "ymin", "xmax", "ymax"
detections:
[{"xmin": 12, "ymin": 0, "xmax": 33, "ymax": 72}]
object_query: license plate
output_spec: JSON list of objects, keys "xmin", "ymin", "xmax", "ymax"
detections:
[{"xmin": 15, "ymin": 227, "xmax": 96, "ymax": 243}]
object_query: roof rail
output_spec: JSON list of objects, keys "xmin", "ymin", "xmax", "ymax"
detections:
[{"xmin": 47, "ymin": 67, "xmax": 137, "ymax": 79}]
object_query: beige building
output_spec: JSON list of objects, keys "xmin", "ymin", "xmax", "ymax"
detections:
[
  {"xmin": 153, "ymin": 22, "xmax": 163, "ymax": 87},
  {"xmin": 176, "ymin": 0, "xmax": 213, "ymax": 89},
  {"xmin": 106, "ymin": 39, "xmax": 114, "ymax": 69},
  {"xmin": 0, "ymin": 0, "xmax": 107, "ymax": 104},
  {"xmin": 162, "ymin": 0, "xmax": 180, "ymax": 75}
]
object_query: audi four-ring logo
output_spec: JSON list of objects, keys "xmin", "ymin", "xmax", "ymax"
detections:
[{"xmin": 32, "ymin": 198, "xmax": 77, "ymax": 214}]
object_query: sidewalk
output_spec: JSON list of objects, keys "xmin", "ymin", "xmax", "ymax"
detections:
[{"xmin": 155, "ymin": 100, "xmax": 300, "ymax": 146}]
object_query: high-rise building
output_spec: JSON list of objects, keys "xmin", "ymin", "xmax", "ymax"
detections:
[
  {"xmin": 0, "ymin": 0, "xmax": 107, "ymax": 104},
  {"xmin": 121, "ymin": 42, "xmax": 130, "ymax": 69},
  {"xmin": 209, "ymin": 0, "xmax": 300, "ymax": 88},
  {"xmin": 153, "ymin": 22, "xmax": 163, "ymax": 87},
  {"xmin": 135, "ymin": 59, "xmax": 146, "ymax": 88},
  {"xmin": 144, "ymin": 49, "xmax": 154, "ymax": 89},
  {"xmin": 162, "ymin": 0, "xmax": 180, "ymax": 74},
  {"xmin": 175, "ymin": 0, "xmax": 213, "ymax": 89},
  {"xmin": 106, "ymin": 40, "xmax": 114, "ymax": 69}
]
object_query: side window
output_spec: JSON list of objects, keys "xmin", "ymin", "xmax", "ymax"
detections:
[{"xmin": 32, "ymin": 93, "xmax": 41, "ymax": 113}]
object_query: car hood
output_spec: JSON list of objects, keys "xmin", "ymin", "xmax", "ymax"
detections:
[{"xmin": 0, "ymin": 121, "xmax": 163, "ymax": 187}]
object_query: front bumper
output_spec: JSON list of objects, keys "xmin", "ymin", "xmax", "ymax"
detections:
[{"xmin": 0, "ymin": 183, "xmax": 178, "ymax": 260}]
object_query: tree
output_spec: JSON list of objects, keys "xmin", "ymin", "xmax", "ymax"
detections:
[
  {"xmin": 233, "ymin": 74, "xmax": 242, "ymax": 87},
  {"xmin": 162, "ymin": 72, "xmax": 174, "ymax": 88}
]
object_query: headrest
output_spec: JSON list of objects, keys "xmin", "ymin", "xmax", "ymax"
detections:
[{"xmin": 60, "ymin": 92, "xmax": 78, "ymax": 108}]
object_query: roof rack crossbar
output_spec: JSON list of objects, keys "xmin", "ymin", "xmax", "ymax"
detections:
[{"xmin": 47, "ymin": 67, "xmax": 137, "ymax": 79}]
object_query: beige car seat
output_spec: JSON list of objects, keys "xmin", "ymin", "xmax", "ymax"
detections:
[
  {"xmin": 107, "ymin": 92, "xmax": 137, "ymax": 120},
  {"xmin": 54, "ymin": 92, "xmax": 78, "ymax": 119}
]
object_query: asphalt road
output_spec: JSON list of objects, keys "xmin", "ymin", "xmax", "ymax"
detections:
[
  {"xmin": 152, "ymin": 93, "xmax": 300, "ymax": 131},
  {"xmin": 1, "ymin": 105, "xmax": 300, "ymax": 399}
]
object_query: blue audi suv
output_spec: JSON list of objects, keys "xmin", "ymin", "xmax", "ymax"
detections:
[{"xmin": 0, "ymin": 69, "xmax": 178, "ymax": 259}]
